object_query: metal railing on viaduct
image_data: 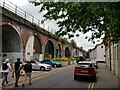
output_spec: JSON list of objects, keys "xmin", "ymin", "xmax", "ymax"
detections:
[{"xmin": 0, "ymin": 0, "xmax": 56, "ymax": 34}]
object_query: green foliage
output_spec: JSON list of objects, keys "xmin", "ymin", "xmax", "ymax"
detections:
[
  {"xmin": 71, "ymin": 39, "xmax": 77, "ymax": 48},
  {"xmin": 52, "ymin": 57, "xmax": 69, "ymax": 61},
  {"xmin": 62, "ymin": 37, "xmax": 68, "ymax": 43},
  {"xmin": 71, "ymin": 58, "xmax": 76, "ymax": 61},
  {"xmin": 31, "ymin": 2, "xmax": 120, "ymax": 43},
  {"xmin": 52, "ymin": 57, "xmax": 76, "ymax": 61}
]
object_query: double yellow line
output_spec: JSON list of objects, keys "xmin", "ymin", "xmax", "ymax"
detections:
[{"xmin": 88, "ymin": 82, "xmax": 94, "ymax": 90}]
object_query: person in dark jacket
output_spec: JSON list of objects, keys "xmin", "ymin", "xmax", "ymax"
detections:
[
  {"xmin": 14, "ymin": 58, "xmax": 23, "ymax": 87},
  {"xmin": 22, "ymin": 60, "xmax": 32, "ymax": 87}
]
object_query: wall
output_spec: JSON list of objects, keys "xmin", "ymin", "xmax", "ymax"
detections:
[
  {"xmin": 25, "ymin": 33, "xmax": 34, "ymax": 61},
  {"xmin": 89, "ymin": 44, "xmax": 105, "ymax": 62},
  {"xmin": 105, "ymin": 42, "xmax": 119, "ymax": 77},
  {"xmin": 2, "ymin": 52, "xmax": 23, "ymax": 64}
]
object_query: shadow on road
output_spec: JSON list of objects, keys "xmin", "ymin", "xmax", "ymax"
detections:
[{"xmin": 74, "ymin": 77, "xmax": 97, "ymax": 83}]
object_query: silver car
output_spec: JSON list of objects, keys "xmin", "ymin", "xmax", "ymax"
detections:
[{"xmin": 31, "ymin": 61, "xmax": 52, "ymax": 71}]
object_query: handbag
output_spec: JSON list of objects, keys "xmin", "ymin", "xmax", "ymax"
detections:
[{"xmin": 20, "ymin": 68, "xmax": 25, "ymax": 76}]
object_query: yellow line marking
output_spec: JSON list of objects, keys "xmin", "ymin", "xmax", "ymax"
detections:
[
  {"xmin": 91, "ymin": 83, "xmax": 94, "ymax": 89},
  {"xmin": 88, "ymin": 82, "xmax": 92, "ymax": 90},
  {"xmin": 88, "ymin": 82, "xmax": 95, "ymax": 90}
]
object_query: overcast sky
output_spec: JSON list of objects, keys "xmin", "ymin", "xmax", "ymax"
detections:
[{"xmin": 3, "ymin": 0, "xmax": 103, "ymax": 51}]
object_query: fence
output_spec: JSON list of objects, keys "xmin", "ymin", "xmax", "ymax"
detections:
[{"xmin": 0, "ymin": 0, "xmax": 56, "ymax": 34}]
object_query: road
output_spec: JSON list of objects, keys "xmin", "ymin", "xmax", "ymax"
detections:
[
  {"xmin": 6, "ymin": 63, "xmax": 118, "ymax": 89},
  {"xmin": 10, "ymin": 65, "xmax": 93, "ymax": 89},
  {"xmin": 22, "ymin": 65, "xmax": 93, "ymax": 88}
]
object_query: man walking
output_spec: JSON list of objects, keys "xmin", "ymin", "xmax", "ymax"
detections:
[
  {"xmin": 14, "ymin": 58, "xmax": 23, "ymax": 87},
  {"xmin": 22, "ymin": 60, "xmax": 32, "ymax": 87}
]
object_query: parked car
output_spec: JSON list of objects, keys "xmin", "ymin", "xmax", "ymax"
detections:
[
  {"xmin": 75, "ymin": 56, "xmax": 86, "ymax": 63},
  {"xmin": 91, "ymin": 61, "xmax": 98, "ymax": 69},
  {"xmin": 40, "ymin": 59, "xmax": 62, "ymax": 67},
  {"xmin": 74, "ymin": 61, "xmax": 96, "ymax": 81},
  {"xmin": 30, "ymin": 60, "xmax": 52, "ymax": 71}
]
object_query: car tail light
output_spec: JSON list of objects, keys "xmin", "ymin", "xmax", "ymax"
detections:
[
  {"xmin": 89, "ymin": 68, "xmax": 96, "ymax": 74},
  {"xmin": 74, "ymin": 67, "xmax": 80, "ymax": 73}
]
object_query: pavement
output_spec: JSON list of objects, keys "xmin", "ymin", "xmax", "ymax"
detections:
[
  {"xmin": 95, "ymin": 63, "xmax": 119, "ymax": 88},
  {"xmin": 0, "ymin": 63, "xmax": 119, "ymax": 89}
]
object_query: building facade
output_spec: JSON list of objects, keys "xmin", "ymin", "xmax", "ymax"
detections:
[{"xmin": 89, "ymin": 43, "xmax": 105, "ymax": 62}]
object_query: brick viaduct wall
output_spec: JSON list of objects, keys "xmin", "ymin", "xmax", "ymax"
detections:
[{"xmin": 0, "ymin": 6, "xmax": 78, "ymax": 62}]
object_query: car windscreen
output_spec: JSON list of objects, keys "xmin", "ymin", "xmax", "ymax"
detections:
[{"xmin": 78, "ymin": 63, "xmax": 93, "ymax": 68}]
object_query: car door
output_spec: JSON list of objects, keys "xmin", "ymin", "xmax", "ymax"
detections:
[{"xmin": 31, "ymin": 61, "xmax": 38, "ymax": 70}]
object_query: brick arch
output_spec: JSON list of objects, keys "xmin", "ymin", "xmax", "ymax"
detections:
[
  {"xmin": 64, "ymin": 47, "xmax": 71, "ymax": 58},
  {"xmin": 73, "ymin": 49, "xmax": 78, "ymax": 57},
  {"xmin": 44, "ymin": 39, "xmax": 54, "ymax": 58},
  {"xmin": 1, "ymin": 23, "xmax": 23, "ymax": 52},
  {"xmin": 39, "ymin": 33, "xmax": 50, "ymax": 47},
  {"xmin": 34, "ymin": 33, "xmax": 43, "ymax": 48},
  {"xmin": 21, "ymin": 32, "xmax": 30, "ymax": 51},
  {"xmin": 33, "ymin": 34, "xmax": 42, "ymax": 54},
  {"xmin": 1, "ymin": 23, "xmax": 24, "ymax": 62},
  {"xmin": 55, "ymin": 43, "xmax": 62, "ymax": 57}
]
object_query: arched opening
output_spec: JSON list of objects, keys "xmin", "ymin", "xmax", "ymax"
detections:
[
  {"xmin": 1, "ymin": 24, "xmax": 22, "ymax": 63},
  {"xmin": 25, "ymin": 34, "xmax": 42, "ymax": 61},
  {"xmin": 65, "ymin": 47, "xmax": 71, "ymax": 58},
  {"xmin": 45, "ymin": 40, "xmax": 54, "ymax": 58},
  {"xmin": 33, "ymin": 35, "xmax": 42, "ymax": 60},
  {"xmin": 55, "ymin": 44, "xmax": 61, "ymax": 57},
  {"xmin": 75, "ymin": 50, "xmax": 78, "ymax": 57}
]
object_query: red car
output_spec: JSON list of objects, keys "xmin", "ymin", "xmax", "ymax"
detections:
[{"xmin": 74, "ymin": 61, "xmax": 96, "ymax": 81}]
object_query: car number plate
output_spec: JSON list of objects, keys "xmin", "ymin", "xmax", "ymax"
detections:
[{"xmin": 81, "ymin": 70, "xmax": 88, "ymax": 73}]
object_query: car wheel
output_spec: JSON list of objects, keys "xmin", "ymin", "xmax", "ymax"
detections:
[
  {"xmin": 74, "ymin": 75, "xmax": 78, "ymax": 80},
  {"xmin": 40, "ymin": 66, "xmax": 45, "ymax": 71}
]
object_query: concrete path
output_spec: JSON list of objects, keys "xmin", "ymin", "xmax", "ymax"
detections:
[{"xmin": 95, "ymin": 63, "xmax": 118, "ymax": 88}]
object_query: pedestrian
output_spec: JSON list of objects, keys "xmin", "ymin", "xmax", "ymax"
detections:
[
  {"xmin": 14, "ymin": 58, "xmax": 23, "ymax": 87},
  {"xmin": 0, "ymin": 60, "xmax": 11, "ymax": 86},
  {"xmin": 5, "ymin": 59, "xmax": 15, "ymax": 78},
  {"xmin": 22, "ymin": 60, "xmax": 32, "ymax": 87},
  {"xmin": 5, "ymin": 59, "xmax": 12, "ymax": 72}
]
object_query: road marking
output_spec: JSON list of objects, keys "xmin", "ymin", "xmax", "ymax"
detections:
[
  {"xmin": 91, "ymin": 83, "xmax": 94, "ymax": 89},
  {"xmin": 5, "ymin": 65, "xmax": 73, "ymax": 88},
  {"xmin": 88, "ymin": 82, "xmax": 95, "ymax": 90},
  {"xmin": 88, "ymin": 82, "xmax": 92, "ymax": 90}
]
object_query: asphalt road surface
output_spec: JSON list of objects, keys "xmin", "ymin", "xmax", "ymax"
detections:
[
  {"xmin": 4, "ymin": 64, "xmax": 118, "ymax": 90},
  {"xmin": 16, "ymin": 65, "xmax": 93, "ymax": 89},
  {"xmin": 5, "ymin": 63, "xmax": 118, "ymax": 90}
]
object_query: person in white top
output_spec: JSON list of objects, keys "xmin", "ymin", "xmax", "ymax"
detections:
[
  {"xmin": 5, "ymin": 59, "xmax": 12, "ymax": 71},
  {"xmin": 0, "ymin": 59, "xmax": 12, "ymax": 86}
]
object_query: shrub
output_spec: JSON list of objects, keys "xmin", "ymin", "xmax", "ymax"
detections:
[
  {"xmin": 71, "ymin": 58, "xmax": 76, "ymax": 61},
  {"xmin": 52, "ymin": 57, "xmax": 69, "ymax": 61}
]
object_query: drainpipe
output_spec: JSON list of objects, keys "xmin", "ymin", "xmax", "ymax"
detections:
[
  {"xmin": 109, "ymin": 37, "xmax": 112, "ymax": 71},
  {"xmin": 117, "ymin": 42, "xmax": 120, "ymax": 89}
]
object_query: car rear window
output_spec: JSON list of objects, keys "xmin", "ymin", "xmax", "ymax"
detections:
[{"xmin": 78, "ymin": 63, "xmax": 93, "ymax": 68}]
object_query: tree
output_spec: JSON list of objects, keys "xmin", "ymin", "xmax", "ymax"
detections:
[
  {"xmin": 31, "ymin": 2, "xmax": 120, "ymax": 43},
  {"xmin": 71, "ymin": 39, "xmax": 77, "ymax": 48}
]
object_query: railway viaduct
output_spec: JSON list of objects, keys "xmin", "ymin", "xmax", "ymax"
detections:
[{"xmin": 0, "ymin": 1, "xmax": 83, "ymax": 63}]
